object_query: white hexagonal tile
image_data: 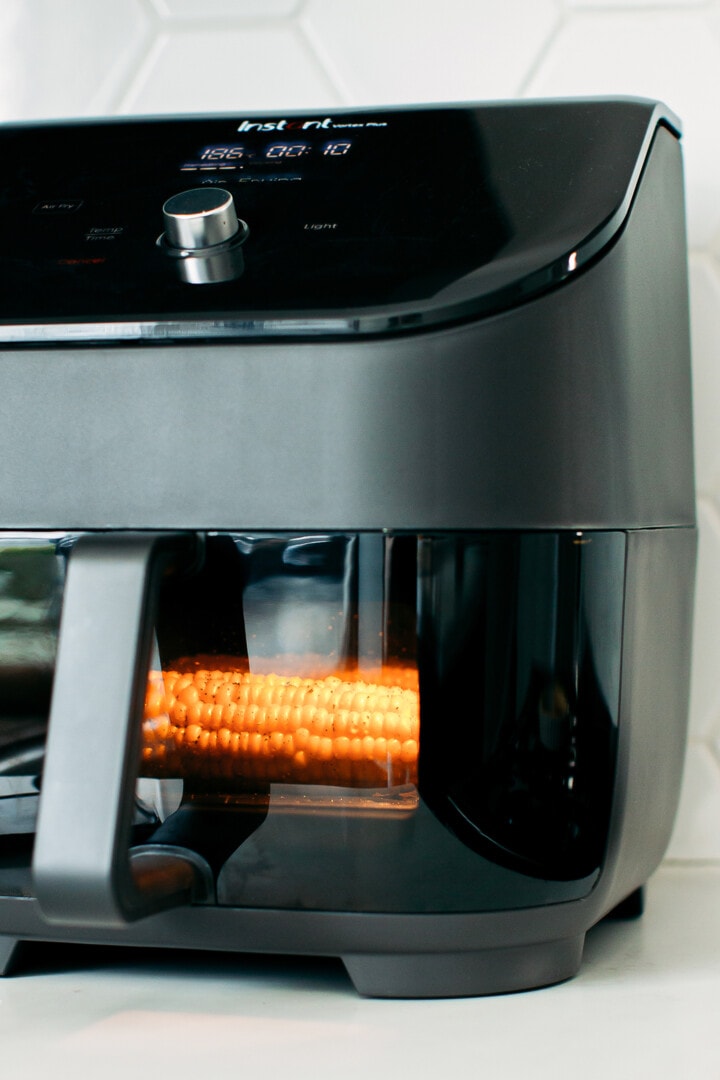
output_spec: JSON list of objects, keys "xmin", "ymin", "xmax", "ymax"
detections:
[
  {"xmin": 688, "ymin": 499, "xmax": 720, "ymax": 740},
  {"xmin": 301, "ymin": 0, "xmax": 561, "ymax": 105},
  {"xmin": 119, "ymin": 25, "xmax": 340, "ymax": 114},
  {"xmin": 689, "ymin": 255, "xmax": 720, "ymax": 496},
  {"xmin": 708, "ymin": 218, "xmax": 720, "ymax": 265},
  {"xmin": 150, "ymin": 0, "xmax": 302, "ymax": 17},
  {"xmin": 0, "ymin": 0, "xmax": 150, "ymax": 121},
  {"xmin": 524, "ymin": 10, "xmax": 720, "ymax": 248},
  {"xmin": 567, "ymin": 0, "xmax": 705, "ymax": 7},
  {"xmin": 665, "ymin": 741, "xmax": 720, "ymax": 861}
]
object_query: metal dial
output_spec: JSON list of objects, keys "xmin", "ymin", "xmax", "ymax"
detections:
[{"xmin": 162, "ymin": 188, "xmax": 240, "ymax": 250}]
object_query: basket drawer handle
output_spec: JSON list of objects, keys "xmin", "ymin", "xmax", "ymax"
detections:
[{"xmin": 33, "ymin": 531, "xmax": 207, "ymax": 928}]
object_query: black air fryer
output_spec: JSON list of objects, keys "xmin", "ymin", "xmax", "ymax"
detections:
[{"xmin": 0, "ymin": 99, "xmax": 696, "ymax": 997}]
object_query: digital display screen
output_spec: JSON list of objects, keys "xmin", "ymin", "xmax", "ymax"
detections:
[{"xmin": 181, "ymin": 138, "xmax": 353, "ymax": 172}]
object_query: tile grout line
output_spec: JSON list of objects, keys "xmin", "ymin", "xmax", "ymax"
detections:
[
  {"xmin": 517, "ymin": 5, "xmax": 569, "ymax": 98},
  {"xmin": 128, "ymin": 11, "xmax": 310, "ymax": 34},
  {"xmin": 97, "ymin": 0, "xmax": 164, "ymax": 116},
  {"xmin": 295, "ymin": 11, "xmax": 356, "ymax": 106},
  {"xmin": 105, "ymin": 7, "xmax": 344, "ymax": 115},
  {"xmin": 109, "ymin": 31, "xmax": 170, "ymax": 116},
  {"xmin": 84, "ymin": 1, "xmax": 160, "ymax": 117}
]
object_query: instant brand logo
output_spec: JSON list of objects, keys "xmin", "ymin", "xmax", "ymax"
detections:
[
  {"xmin": 236, "ymin": 117, "xmax": 387, "ymax": 132},
  {"xmin": 237, "ymin": 118, "xmax": 334, "ymax": 133}
]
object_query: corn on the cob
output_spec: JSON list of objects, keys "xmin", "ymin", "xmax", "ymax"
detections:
[{"xmin": 141, "ymin": 659, "xmax": 419, "ymax": 788}]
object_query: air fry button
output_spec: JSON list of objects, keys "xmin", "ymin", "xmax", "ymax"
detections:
[{"xmin": 33, "ymin": 199, "xmax": 84, "ymax": 215}]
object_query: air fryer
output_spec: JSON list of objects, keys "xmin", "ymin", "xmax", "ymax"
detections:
[{"xmin": 0, "ymin": 98, "xmax": 696, "ymax": 997}]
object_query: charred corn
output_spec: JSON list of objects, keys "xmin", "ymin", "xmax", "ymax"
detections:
[{"xmin": 141, "ymin": 663, "xmax": 419, "ymax": 787}]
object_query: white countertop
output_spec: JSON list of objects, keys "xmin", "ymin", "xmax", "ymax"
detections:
[{"xmin": 1, "ymin": 865, "xmax": 719, "ymax": 1080}]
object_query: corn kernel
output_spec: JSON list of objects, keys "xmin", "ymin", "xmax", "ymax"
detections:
[{"xmin": 141, "ymin": 663, "xmax": 419, "ymax": 787}]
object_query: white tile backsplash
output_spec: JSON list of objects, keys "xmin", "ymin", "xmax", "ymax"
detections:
[
  {"xmin": 523, "ymin": 9, "xmax": 720, "ymax": 246},
  {"xmin": 150, "ymin": 0, "xmax": 302, "ymax": 16},
  {"xmin": 302, "ymin": 0, "xmax": 561, "ymax": 103},
  {"xmin": 688, "ymin": 500, "xmax": 720, "ymax": 740},
  {"xmin": 0, "ymin": 0, "xmax": 150, "ymax": 120},
  {"xmin": 119, "ymin": 24, "xmax": 341, "ymax": 114},
  {"xmin": 667, "ymin": 743, "xmax": 720, "ymax": 861},
  {"xmin": 0, "ymin": 0, "xmax": 717, "ymax": 863},
  {"xmin": 565, "ymin": 0, "xmax": 707, "ymax": 8},
  {"xmin": 690, "ymin": 256, "xmax": 720, "ymax": 494}
]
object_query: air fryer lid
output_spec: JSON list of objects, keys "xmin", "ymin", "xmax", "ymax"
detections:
[{"xmin": 0, "ymin": 98, "xmax": 678, "ymax": 340}]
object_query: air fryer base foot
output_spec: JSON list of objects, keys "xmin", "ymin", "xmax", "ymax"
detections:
[
  {"xmin": 0, "ymin": 936, "xmax": 21, "ymax": 977},
  {"xmin": 605, "ymin": 886, "xmax": 645, "ymax": 920},
  {"xmin": 342, "ymin": 934, "xmax": 585, "ymax": 998}
]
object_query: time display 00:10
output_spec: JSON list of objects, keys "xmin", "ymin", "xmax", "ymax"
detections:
[{"xmin": 196, "ymin": 140, "xmax": 352, "ymax": 164}]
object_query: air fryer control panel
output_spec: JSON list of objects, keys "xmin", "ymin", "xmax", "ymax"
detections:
[
  {"xmin": 0, "ymin": 101, "xmax": 675, "ymax": 335},
  {"xmin": 2, "ymin": 109, "xmax": 502, "ymax": 320}
]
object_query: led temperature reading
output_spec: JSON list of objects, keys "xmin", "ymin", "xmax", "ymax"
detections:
[{"xmin": 199, "ymin": 145, "xmax": 247, "ymax": 162}]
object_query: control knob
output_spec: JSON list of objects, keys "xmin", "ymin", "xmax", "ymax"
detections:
[
  {"xmin": 162, "ymin": 188, "xmax": 240, "ymax": 249},
  {"xmin": 159, "ymin": 188, "xmax": 246, "ymax": 285}
]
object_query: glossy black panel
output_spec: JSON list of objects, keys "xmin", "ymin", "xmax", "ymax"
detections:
[
  {"xmin": 0, "ymin": 530, "xmax": 622, "ymax": 911},
  {"xmin": 0, "ymin": 100, "xmax": 672, "ymax": 335},
  {"xmin": 418, "ymin": 532, "xmax": 625, "ymax": 880}
]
